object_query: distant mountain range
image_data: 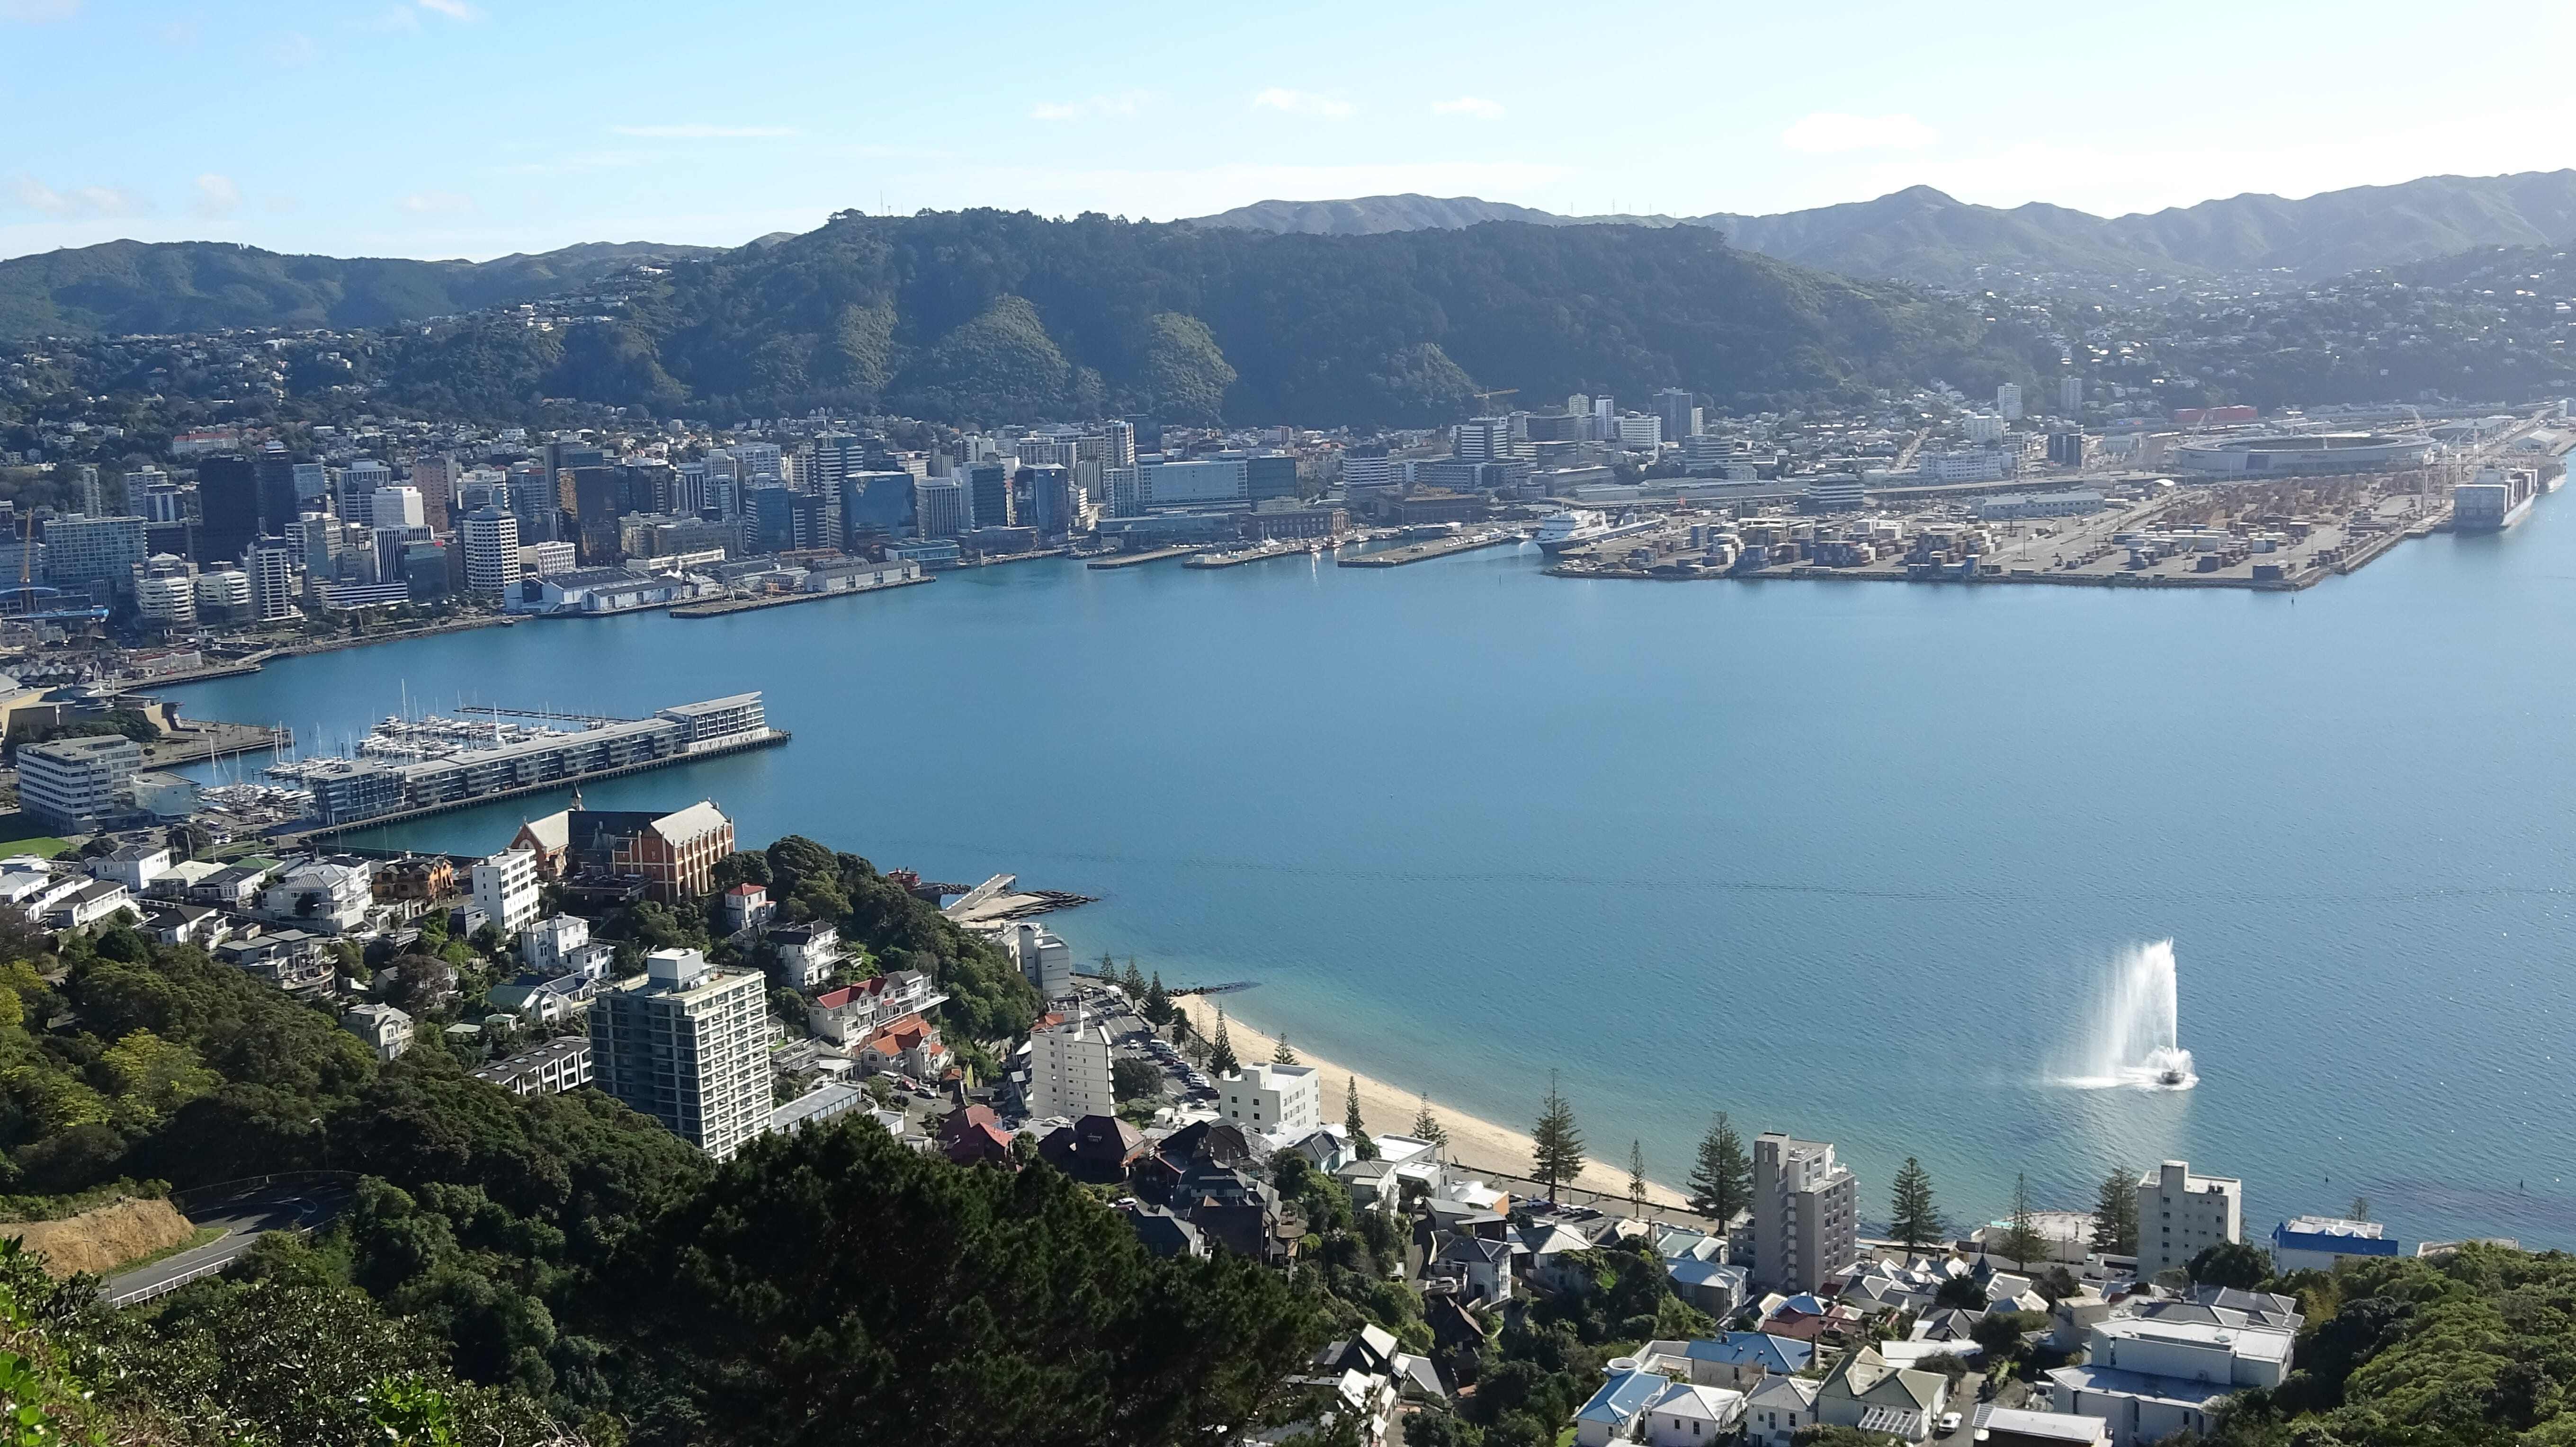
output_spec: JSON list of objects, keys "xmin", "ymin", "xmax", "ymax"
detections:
[
  {"xmin": 0, "ymin": 238, "xmax": 728, "ymax": 339},
  {"xmin": 1190, "ymin": 171, "xmax": 2576, "ymax": 288}
]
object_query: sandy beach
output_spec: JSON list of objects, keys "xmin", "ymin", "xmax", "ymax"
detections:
[{"xmin": 1175, "ymin": 996, "xmax": 1696, "ymax": 1214}]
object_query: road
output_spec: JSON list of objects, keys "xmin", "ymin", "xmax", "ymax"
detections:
[{"xmin": 103, "ymin": 1179, "xmax": 352, "ymax": 1307}]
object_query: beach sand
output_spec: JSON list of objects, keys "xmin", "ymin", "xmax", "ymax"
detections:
[{"xmin": 1175, "ymin": 996, "xmax": 1696, "ymax": 1214}]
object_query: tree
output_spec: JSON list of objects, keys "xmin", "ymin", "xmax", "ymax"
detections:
[
  {"xmin": 1113, "ymin": 1057, "xmax": 1163, "ymax": 1102},
  {"xmin": 2091, "ymin": 1165, "xmax": 2138, "ymax": 1257},
  {"xmin": 1970, "ymin": 1310, "xmax": 2040, "ymax": 1362},
  {"xmin": 1273, "ymin": 1035, "xmax": 1298, "ymax": 1066},
  {"xmin": 1208, "ymin": 1008, "xmax": 1240, "ymax": 1077},
  {"xmin": 1142, "ymin": 973, "xmax": 1173, "ymax": 1027},
  {"xmin": 1889, "ymin": 1157, "xmax": 1943, "ymax": 1255},
  {"xmin": 1530, "ymin": 1071, "xmax": 1585, "ymax": 1201},
  {"xmin": 1627, "ymin": 1140, "xmax": 1648, "ymax": 1218},
  {"xmin": 2189, "ymin": 1239, "xmax": 2271, "ymax": 1291},
  {"xmin": 1997, "ymin": 1173, "xmax": 2047, "ymax": 1270},
  {"xmin": 1685, "ymin": 1113, "xmax": 1752, "ymax": 1224},
  {"xmin": 1410, "ymin": 1092, "xmax": 1449, "ymax": 1150},
  {"xmin": 1344, "ymin": 1076, "xmax": 1378, "ymax": 1160}
]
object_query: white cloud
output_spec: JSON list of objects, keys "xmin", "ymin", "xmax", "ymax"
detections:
[
  {"xmin": 0, "ymin": 0, "xmax": 80, "ymax": 20},
  {"xmin": 1029, "ymin": 90, "xmax": 1150, "ymax": 123},
  {"xmin": 1252, "ymin": 88, "xmax": 1354, "ymax": 119},
  {"xmin": 1431, "ymin": 97, "xmax": 1506, "ymax": 121},
  {"xmin": 189, "ymin": 173, "xmax": 241, "ymax": 219},
  {"xmin": 400, "ymin": 190, "xmax": 474, "ymax": 214},
  {"xmin": 416, "ymin": 0, "xmax": 480, "ymax": 18},
  {"xmin": 1780, "ymin": 112, "xmax": 1938, "ymax": 155},
  {"xmin": 9, "ymin": 175, "xmax": 143, "ymax": 217},
  {"xmin": 608, "ymin": 123, "xmax": 798, "ymax": 139}
]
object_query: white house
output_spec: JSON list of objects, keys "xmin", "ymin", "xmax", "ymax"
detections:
[
  {"xmin": 1220, "ymin": 1062, "xmax": 1321, "ymax": 1134},
  {"xmin": 340, "ymin": 1003, "xmax": 414, "ymax": 1062},
  {"xmin": 89, "ymin": 845, "xmax": 170, "ymax": 892},
  {"xmin": 45, "ymin": 879, "xmax": 133, "ymax": 929},
  {"xmin": 1745, "ymin": 1375, "xmax": 1821, "ymax": 1447},
  {"xmin": 2046, "ymin": 1315, "xmax": 2294, "ymax": 1447},
  {"xmin": 1641, "ymin": 1382, "xmax": 1746, "ymax": 1447}
]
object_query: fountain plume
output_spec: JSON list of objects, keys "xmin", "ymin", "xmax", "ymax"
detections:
[{"xmin": 2063, "ymin": 939, "xmax": 2197, "ymax": 1090}]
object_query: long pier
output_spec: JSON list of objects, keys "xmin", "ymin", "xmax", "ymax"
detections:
[
  {"xmin": 669, "ymin": 574, "xmax": 933, "ymax": 618},
  {"xmin": 1086, "ymin": 546, "xmax": 1205, "ymax": 570},
  {"xmin": 1336, "ymin": 530, "xmax": 1521, "ymax": 568}
]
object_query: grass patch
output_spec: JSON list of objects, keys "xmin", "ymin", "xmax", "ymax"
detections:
[
  {"xmin": 104, "ymin": 1225, "xmax": 224, "ymax": 1278},
  {"xmin": 0, "ymin": 819, "xmax": 71, "ymax": 859}
]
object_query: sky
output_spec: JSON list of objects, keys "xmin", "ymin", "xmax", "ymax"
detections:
[{"xmin": 6, "ymin": 0, "xmax": 2576, "ymax": 262}]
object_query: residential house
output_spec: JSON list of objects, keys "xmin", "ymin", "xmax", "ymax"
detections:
[
  {"xmin": 260, "ymin": 857, "xmax": 375, "ymax": 932},
  {"xmin": 1640, "ymin": 1382, "xmax": 1746, "ymax": 1447},
  {"xmin": 1975, "ymin": 1407, "xmax": 2112, "ymax": 1447},
  {"xmin": 216, "ymin": 929, "xmax": 333, "ymax": 993},
  {"xmin": 370, "ymin": 854, "xmax": 453, "ymax": 902},
  {"xmin": 769, "ymin": 922, "xmax": 841, "ymax": 989},
  {"xmin": 1573, "ymin": 1369, "xmax": 1670, "ymax": 1447},
  {"xmin": 721, "ymin": 882, "xmax": 773, "ymax": 933},
  {"xmin": 45, "ymin": 878, "xmax": 134, "ymax": 929},
  {"xmin": 1170, "ymin": 1156, "xmax": 1300, "ymax": 1265},
  {"xmin": 1817, "ymin": 1346, "xmax": 1949, "ymax": 1441},
  {"xmin": 805, "ymin": 970, "xmax": 943, "ymax": 1044},
  {"xmin": 1314, "ymin": 1325, "xmax": 1447, "ymax": 1406},
  {"xmin": 521, "ymin": 914, "xmax": 614, "ymax": 978},
  {"xmin": 1745, "ymin": 1375, "xmax": 1823, "ymax": 1447},
  {"xmin": 1120, "ymin": 1202, "xmax": 1207, "ymax": 1259},
  {"xmin": 187, "ymin": 860, "xmax": 275, "ymax": 910},
  {"xmin": 340, "ymin": 1003, "xmax": 413, "ymax": 1062},
  {"xmin": 140, "ymin": 902, "xmax": 225, "ymax": 947},
  {"xmin": 89, "ymin": 844, "xmax": 170, "ymax": 892},
  {"xmin": 763, "ymin": 1081, "xmax": 870, "ymax": 1138},
  {"xmin": 1667, "ymin": 1259, "xmax": 1751, "ymax": 1318},
  {"xmin": 1636, "ymin": 1333, "xmax": 1814, "ymax": 1392},
  {"xmin": 1431, "ymin": 1232, "xmax": 1513, "ymax": 1304},
  {"xmin": 853, "ymin": 1012, "xmax": 950, "ymax": 1081},
  {"xmin": 1036, "ymin": 1113, "xmax": 1149, "ymax": 1183},
  {"xmin": 1334, "ymin": 1158, "xmax": 1403, "ymax": 1213},
  {"xmin": 2046, "ymin": 1314, "xmax": 2294, "ymax": 1446},
  {"xmin": 935, "ymin": 1104, "xmax": 1014, "ymax": 1167},
  {"xmin": 470, "ymin": 1036, "xmax": 592, "ymax": 1095}
]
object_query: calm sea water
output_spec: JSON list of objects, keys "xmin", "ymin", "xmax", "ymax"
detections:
[{"xmin": 169, "ymin": 507, "xmax": 2576, "ymax": 1248}]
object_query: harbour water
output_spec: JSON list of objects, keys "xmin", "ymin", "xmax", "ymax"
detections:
[{"xmin": 168, "ymin": 510, "xmax": 2576, "ymax": 1248}]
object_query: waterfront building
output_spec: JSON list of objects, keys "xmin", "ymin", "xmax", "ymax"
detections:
[
  {"xmin": 1107, "ymin": 457, "xmax": 1251, "ymax": 516},
  {"xmin": 1013, "ymin": 921, "xmax": 1074, "ymax": 1000},
  {"xmin": 510, "ymin": 798, "xmax": 736, "ymax": 902},
  {"xmin": 590, "ymin": 948, "xmax": 768, "ymax": 1159},
  {"xmin": 914, "ymin": 478, "xmax": 966, "ymax": 539},
  {"xmin": 2135, "ymin": 1160, "xmax": 2242, "ymax": 1281},
  {"xmin": 193, "ymin": 569, "xmax": 251, "ymax": 619},
  {"xmin": 459, "ymin": 506, "xmax": 522, "ymax": 598},
  {"xmin": 2269, "ymin": 1215, "xmax": 2398, "ymax": 1274},
  {"xmin": 1218, "ymin": 1061, "xmax": 1321, "ymax": 1134},
  {"xmin": 840, "ymin": 471, "xmax": 919, "ymax": 543},
  {"xmin": 42, "ymin": 515, "xmax": 147, "ymax": 597},
  {"xmin": 17, "ymin": 735, "xmax": 142, "ymax": 832},
  {"xmin": 244, "ymin": 538, "xmax": 297, "ymax": 622},
  {"xmin": 519, "ymin": 540, "xmax": 577, "ymax": 577},
  {"xmin": 1024, "ymin": 1009, "xmax": 1117, "ymax": 1121},
  {"xmin": 470, "ymin": 847, "xmax": 543, "ymax": 937},
  {"xmin": 1752, "ymin": 1133, "xmax": 1859, "ymax": 1295}
]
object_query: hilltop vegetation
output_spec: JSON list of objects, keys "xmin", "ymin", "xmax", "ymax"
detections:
[
  {"xmin": 400, "ymin": 208, "xmax": 2041, "ymax": 426},
  {"xmin": 0, "ymin": 238, "xmax": 720, "ymax": 339}
]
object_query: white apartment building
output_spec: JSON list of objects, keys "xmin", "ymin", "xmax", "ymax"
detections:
[
  {"xmin": 1752, "ymin": 1133, "xmax": 1859, "ymax": 1294},
  {"xmin": 1220, "ymin": 1062, "xmax": 1321, "ymax": 1134},
  {"xmin": 194, "ymin": 569, "xmax": 252, "ymax": 617},
  {"xmin": 1997, "ymin": 383, "xmax": 2024, "ymax": 420},
  {"xmin": 1013, "ymin": 922, "xmax": 1074, "ymax": 1000},
  {"xmin": 520, "ymin": 540, "xmax": 578, "ymax": 577},
  {"xmin": 459, "ymin": 506, "xmax": 522, "ymax": 598},
  {"xmin": 17, "ymin": 735, "xmax": 141, "ymax": 832},
  {"xmin": 522, "ymin": 913, "xmax": 599, "ymax": 975},
  {"xmin": 590, "ymin": 948, "xmax": 769, "ymax": 1159},
  {"xmin": 470, "ymin": 848, "xmax": 543, "ymax": 937},
  {"xmin": 2135, "ymin": 1160, "xmax": 2242, "ymax": 1280},
  {"xmin": 245, "ymin": 541, "xmax": 296, "ymax": 622},
  {"xmin": 2050, "ymin": 1315, "xmax": 2292, "ymax": 1447},
  {"xmin": 1617, "ymin": 413, "xmax": 1664, "ymax": 450},
  {"xmin": 1025, "ymin": 1011, "xmax": 1116, "ymax": 1121},
  {"xmin": 1963, "ymin": 412, "xmax": 2007, "ymax": 444}
]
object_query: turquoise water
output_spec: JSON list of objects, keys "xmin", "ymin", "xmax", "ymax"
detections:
[{"xmin": 169, "ymin": 511, "xmax": 2576, "ymax": 1248}]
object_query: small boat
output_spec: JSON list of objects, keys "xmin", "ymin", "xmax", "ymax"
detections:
[{"xmin": 2156, "ymin": 1066, "xmax": 2187, "ymax": 1087}]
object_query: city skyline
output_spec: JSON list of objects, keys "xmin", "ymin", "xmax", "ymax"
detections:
[{"xmin": 3, "ymin": 0, "xmax": 2573, "ymax": 261}]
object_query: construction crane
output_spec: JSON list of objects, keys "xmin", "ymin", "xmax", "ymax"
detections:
[{"xmin": 1469, "ymin": 388, "xmax": 1518, "ymax": 406}]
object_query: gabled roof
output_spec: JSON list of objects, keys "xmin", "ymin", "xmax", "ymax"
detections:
[
  {"xmin": 1649, "ymin": 1382, "xmax": 1745, "ymax": 1422},
  {"xmin": 1746, "ymin": 1374, "xmax": 1821, "ymax": 1409},
  {"xmin": 1823, "ymin": 1347, "xmax": 1945, "ymax": 1411},
  {"xmin": 1574, "ymin": 1370, "xmax": 1666, "ymax": 1427}
]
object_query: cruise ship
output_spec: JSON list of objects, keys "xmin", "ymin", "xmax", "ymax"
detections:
[{"xmin": 1534, "ymin": 509, "xmax": 1658, "ymax": 554}]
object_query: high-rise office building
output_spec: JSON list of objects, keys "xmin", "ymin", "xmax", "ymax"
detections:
[
  {"xmin": 295, "ymin": 512, "xmax": 340, "ymax": 578},
  {"xmin": 1752, "ymin": 1132, "xmax": 1859, "ymax": 1293},
  {"xmin": 371, "ymin": 486, "xmax": 426, "ymax": 529},
  {"xmin": 243, "ymin": 538, "xmax": 298, "ymax": 623},
  {"xmin": 1020, "ymin": 465, "xmax": 1074, "ymax": 540},
  {"xmin": 15, "ymin": 736, "xmax": 141, "ymax": 832},
  {"xmin": 74, "ymin": 464, "xmax": 104, "ymax": 517},
  {"xmin": 255, "ymin": 451, "xmax": 301, "ymax": 536},
  {"xmin": 913, "ymin": 479, "xmax": 965, "ymax": 540},
  {"xmin": 1100, "ymin": 419, "xmax": 1137, "ymax": 468},
  {"xmin": 195, "ymin": 456, "xmax": 260, "ymax": 563},
  {"xmin": 290, "ymin": 461, "xmax": 329, "ymax": 507},
  {"xmin": 459, "ymin": 506, "xmax": 522, "ymax": 598},
  {"xmin": 339, "ymin": 458, "xmax": 393, "ymax": 519},
  {"xmin": 410, "ymin": 454, "xmax": 457, "ymax": 530},
  {"xmin": 1654, "ymin": 388, "xmax": 1702, "ymax": 441},
  {"xmin": 40, "ymin": 515, "xmax": 147, "ymax": 596},
  {"xmin": 841, "ymin": 471, "xmax": 919, "ymax": 543},
  {"xmin": 964, "ymin": 461, "xmax": 1011, "ymax": 530},
  {"xmin": 590, "ymin": 948, "xmax": 768, "ymax": 1159},
  {"xmin": 2059, "ymin": 375, "xmax": 2084, "ymax": 415},
  {"xmin": 1996, "ymin": 383, "xmax": 2024, "ymax": 421},
  {"xmin": 134, "ymin": 555, "xmax": 196, "ymax": 628},
  {"xmin": 1453, "ymin": 417, "xmax": 1512, "ymax": 462}
]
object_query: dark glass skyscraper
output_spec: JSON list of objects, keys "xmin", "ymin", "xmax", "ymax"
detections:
[{"xmin": 196, "ymin": 455, "xmax": 260, "ymax": 563}]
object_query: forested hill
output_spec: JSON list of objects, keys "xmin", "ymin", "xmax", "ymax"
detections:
[
  {"xmin": 0, "ymin": 238, "xmax": 721, "ymax": 339},
  {"xmin": 375, "ymin": 209, "xmax": 2042, "ymax": 427}
]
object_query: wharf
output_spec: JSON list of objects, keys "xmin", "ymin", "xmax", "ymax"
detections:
[
  {"xmin": 1336, "ymin": 530, "xmax": 1520, "ymax": 568},
  {"xmin": 287, "ymin": 728, "xmax": 790, "ymax": 843},
  {"xmin": 1183, "ymin": 540, "xmax": 1333, "ymax": 568},
  {"xmin": 669, "ymin": 574, "xmax": 933, "ymax": 618},
  {"xmin": 142, "ymin": 718, "xmax": 290, "ymax": 769},
  {"xmin": 1086, "ymin": 546, "xmax": 1205, "ymax": 569}
]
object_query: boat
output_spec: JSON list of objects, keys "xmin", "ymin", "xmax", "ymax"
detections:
[
  {"xmin": 1534, "ymin": 509, "xmax": 1658, "ymax": 555},
  {"xmin": 2453, "ymin": 465, "xmax": 2540, "ymax": 532}
]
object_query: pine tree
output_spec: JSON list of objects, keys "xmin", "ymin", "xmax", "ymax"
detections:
[
  {"xmin": 1208, "ymin": 1007, "xmax": 1239, "ymax": 1076},
  {"xmin": 1530, "ymin": 1070, "xmax": 1586, "ymax": 1200},
  {"xmin": 1273, "ymin": 1036, "xmax": 1298, "ymax": 1065},
  {"xmin": 1411, "ymin": 1092, "xmax": 1449, "ymax": 1150},
  {"xmin": 1142, "ymin": 974, "xmax": 1172, "ymax": 1027},
  {"xmin": 1345, "ymin": 1076, "xmax": 1378, "ymax": 1159},
  {"xmin": 2092, "ymin": 1165, "xmax": 2138, "ymax": 1257},
  {"xmin": 1120, "ymin": 958, "xmax": 1148, "ymax": 999},
  {"xmin": 1999, "ymin": 1172, "xmax": 2047, "ymax": 1269},
  {"xmin": 1889, "ymin": 1156, "xmax": 1943, "ymax": 1254},
  {"xmin": 1685, "ymin": 1113, "xmax": 1753, "ymax": 1224},
  {"xmin": 1628, "ymin": 1139, "xmax": 1649, "ymax": 1217}
]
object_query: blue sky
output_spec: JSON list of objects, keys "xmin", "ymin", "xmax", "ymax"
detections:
[{"xmin": 5, "ymin": 0, "xmax": 2575, "ymax": 261}]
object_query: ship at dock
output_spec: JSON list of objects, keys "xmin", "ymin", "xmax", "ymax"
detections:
[
  {"xmin": 2452, "ymin": 464, "xmax": 2542, "ymax": 532},
  {"xmin": 1535, "ymin": 509, "xmax": 1657, "ymax": 555}
]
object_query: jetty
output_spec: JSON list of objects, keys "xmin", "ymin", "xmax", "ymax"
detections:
[
  {"xmin": 1086, "ymin": 546, "xmax": 1205, "ymax": 569},
  {"xmin": 669, "ymin": 573, "xmax": 933, "ymax": 618},
  {"xmin": 1337, "ymin": 529, "xmax": 1521, "ymax": 568}
]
